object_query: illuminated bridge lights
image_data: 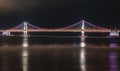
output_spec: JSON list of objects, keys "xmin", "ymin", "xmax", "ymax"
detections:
[{"xmin": 0, "ymin": 20, "xmax": 119, "ymax": 36}]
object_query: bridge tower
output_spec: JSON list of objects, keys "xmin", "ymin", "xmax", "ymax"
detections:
[
  {"xmin": 23, "ymin": 21, "xmax": 28, "ymax": 36},
  {"xmin": 81, "ymin": 20, "xmax": 85, "ymax": 36}
]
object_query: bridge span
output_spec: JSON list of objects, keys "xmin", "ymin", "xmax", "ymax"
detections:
[{"xmin": 0, "ymin": 20, "xmax": 119, "ymax": 37}]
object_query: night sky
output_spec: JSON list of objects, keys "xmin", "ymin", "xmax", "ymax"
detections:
[{"xmin": 0, "ymin": 0, "xmax": 120, "ymax": 29}]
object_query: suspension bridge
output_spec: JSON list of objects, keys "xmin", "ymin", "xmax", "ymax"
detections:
[{"xmin": 0, "ymin": 20, "xmax": 119, "ymax": 37}]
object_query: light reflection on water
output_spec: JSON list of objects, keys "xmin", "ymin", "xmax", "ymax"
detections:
[
  {"xmin": 109, "ymin": 41, "xmax": 118, "ymax": 71},
  {"xmin": 80, "ymin": 37, "xmax": 86, "ymax": 71},
  {"xmin": 79, "ymin": 37, "xmax": 86, "ymax": 71},
  {"xmin": 22, "ymin": 36, "xmax": 29, "ymax": 71},
  {"xmin": 109, "ymin": 52, "xmax": 117, "ymax": 71},
  {"xmin": 0, "ymin": 36, "xmax": 120, "ymax": 71},
  {"xmin": 22, "ymin": 48, "xmax": 29, "ymax": 71},
  {"xmin": 79, "ymin": 48, "xmax": 86, "ymax": 71}
]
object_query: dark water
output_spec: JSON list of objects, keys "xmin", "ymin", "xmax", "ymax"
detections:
[{"xmin": 0, "ymin": 36, "xmax": 120, "ymax": 71}]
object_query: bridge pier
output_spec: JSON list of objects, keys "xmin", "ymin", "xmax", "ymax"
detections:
[
  {"xmin": 23, "ymin": 21, "xmax": 28, "ymax": 36},
  {"xmin": 22, "ymin": 36, "xmax": 28, "ymax": 47},
  {"xmin": 81, "ymin": 30, "xmax": 85, "ymax": 37},
  {"xmin": 110, "ymin": 29, "xmax": 119, "ymax": 37},
  {"xmin": 2, "ymin": 30, "xmax": 10, "ymax": 36},
  {"xmin": 80, "ymin": 36, "xmax": 86, "ymax": 47}
]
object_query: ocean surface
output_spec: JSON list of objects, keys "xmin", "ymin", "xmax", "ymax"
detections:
[{"xmin": 0, "ymin": 36, "xmax": 120, "ymax": 71}]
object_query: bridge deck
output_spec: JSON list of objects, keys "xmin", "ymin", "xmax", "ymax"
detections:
[{"xmin": 0, "ymin": 29, "xmax": 110, "ymax": 32}]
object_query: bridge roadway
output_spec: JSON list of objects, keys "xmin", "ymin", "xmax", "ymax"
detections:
[{"xmin": 0, "ymin": 29, "xmax": 112, "ymax": 33}]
